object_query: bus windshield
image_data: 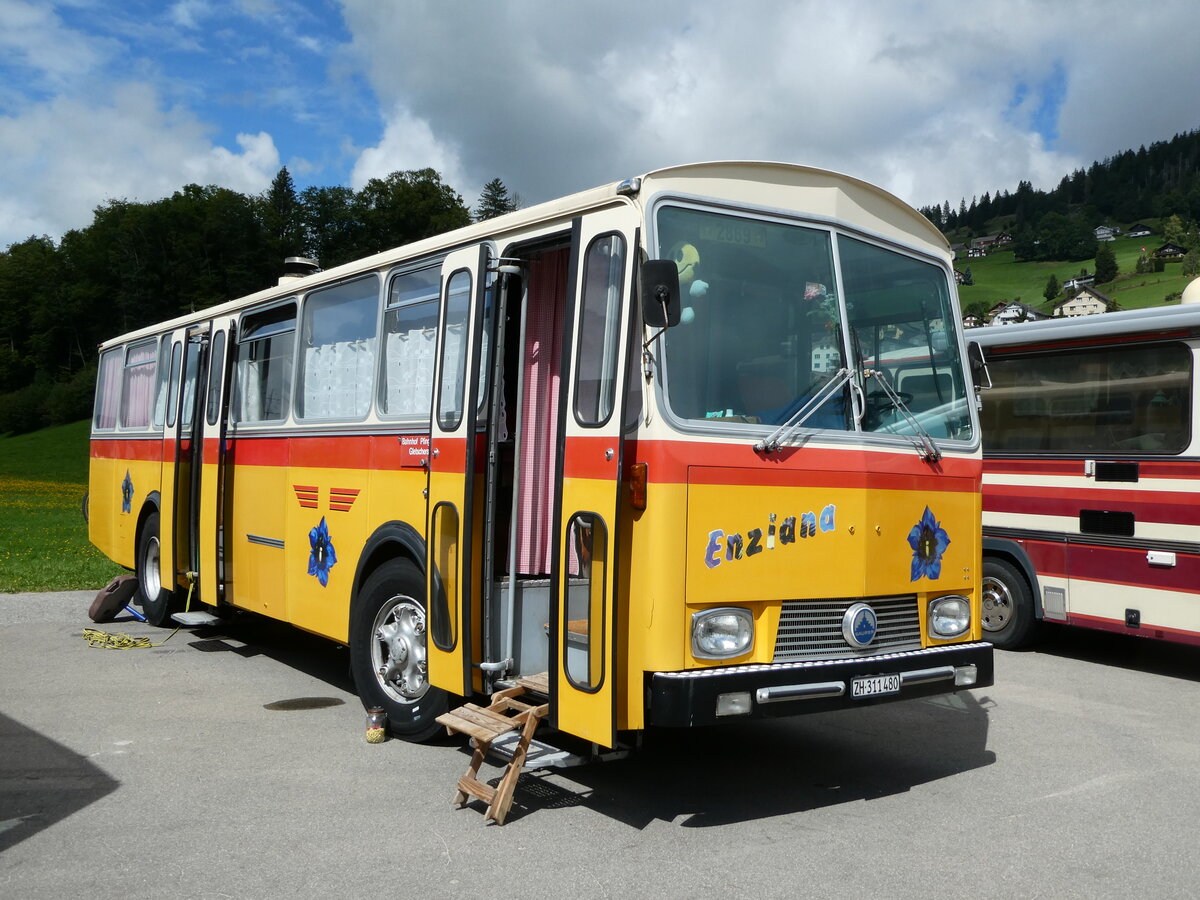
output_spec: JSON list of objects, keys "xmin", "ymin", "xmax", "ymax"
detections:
[{"xmin": 656, "ymin": 205, "xmax": 972, "ymax": 442}]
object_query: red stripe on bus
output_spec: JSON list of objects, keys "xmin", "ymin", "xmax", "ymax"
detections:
[
  {"xmin": 986, "ymin": 458, "xmax": 1200, "ymax": 479},
  {"xmin": 1065, "ymin": 544, "xmax": 1200, "ymax": 593},
  {"xmin": 635, "ymin": 440, "xmax": 979, "ymax": 487},
  {"xmin": 1064, "ymin": 612, "xmax": 1200, "ymax": 646},
  {"xmin": 90, "ymin": 438, "xmax": 164, "ymax": 462},
  {"xmin": 985, "ymin": 485, "xmax": 1200, "ymax": 526},
  {"xmin": 94, "ymin": 431, "xmax": 980, "ymax": 488}
]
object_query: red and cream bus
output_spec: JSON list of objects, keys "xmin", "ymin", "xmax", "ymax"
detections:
[
  {"xmin": 975, "ymin": 288, "xmax": 1200, "ymax": 649},
  {"xmin": 88, "ymin": 162, "xmax": 992, "ymax": 748}
]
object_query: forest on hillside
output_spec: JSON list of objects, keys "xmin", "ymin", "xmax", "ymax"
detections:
[
  {"xmin": 920, "ymin": 128, "xmax": 1200, "ymax": 257},
  {"xmin": 0, "ymin": 170, "xmax": 518, "ymax": 433}
]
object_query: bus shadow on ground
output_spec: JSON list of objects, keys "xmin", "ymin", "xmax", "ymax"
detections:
[
  {"xmin": 171, "ymin": 614, "xmax": 996, "ymax": 828},
  {"xmin": 501, "ymin": 690, "xmax": 995, "ymax": 828},
  {"xmin": 174, "ymin": 612, "xmax": 356, "ymax": 695},
  {"xmin": 1031, "ymin": 626, "xmax": 1200, "ymax": 683},
  {"xmin": 0, "ymin": 713, "xmax": 120, "ymax": 853}
]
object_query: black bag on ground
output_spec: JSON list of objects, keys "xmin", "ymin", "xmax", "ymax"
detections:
[{"xmin": 88, "ymin": 575, "xmax": 137, "ymax": 623}]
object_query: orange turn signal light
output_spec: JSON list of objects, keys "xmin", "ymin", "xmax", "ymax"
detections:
[{"xmin": 629, "ymin": 462, "xmax": 648, "ymax": 510}]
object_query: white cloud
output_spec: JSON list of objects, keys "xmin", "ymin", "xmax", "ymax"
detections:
[
  {"xmin": 0, "ymin": 82, "xmax": 279, "ymax": 247},
  {"xmin": 349, "ymin": 105, "xmax": 470, "ymax": 198},
  {"xmin": 337, "ymin": 0, "xmax": 1200, "ymax": 214},
  {"xmin": 0, "ymin": 0, "xmax": 116, "ymax": 93}
]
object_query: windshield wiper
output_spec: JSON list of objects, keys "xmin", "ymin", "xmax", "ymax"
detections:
[
  {"xmin": 863, "ymin": 368, "xmax": 942, "ymax": 463},
  {"xmin": 754, "ymin": 367, "xmax": 851, "ymax": 454}
]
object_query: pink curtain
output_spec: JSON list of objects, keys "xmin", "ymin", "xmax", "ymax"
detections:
[
  {"xmin": 94, "ymin": 348, "xmax": 123, "ymax": 429},
  {"xmin": 120, "ymin": 342, "xmax": 158, "ymax": 428},
  {"xmin": 517, "ymin": 249, "xmax": 569, "ymax": 574}
]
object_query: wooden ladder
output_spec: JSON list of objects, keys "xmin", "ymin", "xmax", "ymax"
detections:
[{"xmin": 435, "ymin": 674, "xmax": 550, "ymax": 825}]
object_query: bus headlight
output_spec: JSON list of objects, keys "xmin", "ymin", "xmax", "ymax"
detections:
[
  {"xmin": 928, "ymin": 595, "xmax": 971, "ymax": 638},
  {"xmin": 692, "ymin": 608, "xmax": 754, "ymax": 659}
]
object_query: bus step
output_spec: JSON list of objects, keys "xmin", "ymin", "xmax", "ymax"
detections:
[
  {"xmin": 488, "ymin": 730, "xmax": 584, "ymax": 769},
  {"xmin": 436, "ymin": 684, "xmax": 549, "ymax": 825},
  {"xmin": 171, "ymin": 610, "xmax": 223, "ymax": 627}
]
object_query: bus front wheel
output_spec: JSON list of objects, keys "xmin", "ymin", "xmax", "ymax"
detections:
[
  {"xmin": 136, "ymin": 511, "xmax": 180, "ymax": 627},
  {"xmin": 349, "ymin": 559, "xmax": 449, "ymax": 742},
  {"xmin": 981, "ymin": 557, "xmax": 1039, "ymax": 650}
]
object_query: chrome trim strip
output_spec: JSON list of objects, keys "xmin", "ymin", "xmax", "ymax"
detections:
[
  {"xmin": 655, "ymin": 641, "xmax": 991, "ymax": 680},
  {"xmin": 899, "ymin": 665, "xmax": 956, "ymax": 686},
  {"xmin": 756, "ymin": 682, "xmax": 846, "ymax": 703},
  {"xmin": 246, "ymin": 534, "xmax": 285, "ymax": 549}
]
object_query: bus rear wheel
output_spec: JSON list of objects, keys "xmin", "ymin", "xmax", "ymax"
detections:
[
  {"xmin": 981, "ymin": 557, "xmax": 1039, "ymax": 650},
  {"xmin": 136, "ymin": 511, "xmax": 180, "ymax": 627},
  {"xmin": 349, "ymin": 559, "xmax": 449, "ymax": 742}
]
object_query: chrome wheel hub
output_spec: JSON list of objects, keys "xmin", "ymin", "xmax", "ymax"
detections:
[
  {"xmin": 371, "ymin": 596, "xmax": 428, "ymax": 702},
  {"xmin": 142, "ymin": 536, "xmax": 162, "ymax": 599},
  {"xmin": 980, "ymin": 576, "xmax": 1013, "ymax": 632}
]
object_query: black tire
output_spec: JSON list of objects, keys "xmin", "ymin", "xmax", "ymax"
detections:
[
  {"xmin": 349, "ymin": 559, "xmax": 450, "ymax": 742},
  {"xmin": 136, "ymin": 511, "xmax": 180, "ymax": 627},
  {"xmin": 981, "ymin": 557, "xmax": 1039, "ymax": 649}
]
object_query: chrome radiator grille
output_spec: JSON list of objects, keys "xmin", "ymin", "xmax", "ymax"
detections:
[{"xmin": 772, "ymin": 595, "xmax": 922, "ymax": 661}]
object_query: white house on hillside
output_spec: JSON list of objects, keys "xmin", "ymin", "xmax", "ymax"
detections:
[
  {"xmin": 988, "ymin": 301, "xmax": 1049, "ymax": 325},
  {"xmin": 1053, "ymin": 286, "xmax": 1111, "ymax": 317}
]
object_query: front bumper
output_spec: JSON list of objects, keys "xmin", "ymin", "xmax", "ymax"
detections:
[{"xmin": 646, "ymin": 641, "xmax": 994, "ymax": 727}]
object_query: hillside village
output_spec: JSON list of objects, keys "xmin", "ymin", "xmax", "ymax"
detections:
[
  {"xmin": 923, "ymin": 129, "xmax": 1200, "ymax": 326},
  {"xmin": 955, "ymin": 220, "xmax": 1199, "ymax": 327}
]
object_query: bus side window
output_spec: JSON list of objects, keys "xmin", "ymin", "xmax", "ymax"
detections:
[
  {"xmin": 297, "ymin": 275, "xmax": 380, "ymax": 421},
  {"xmin": 437, "ymin": 270, "xmax": 472, "ymax": 430},
  {"xmin": 94, "ymin": 347, "xmax": 123, "ymax": 431},
  {"xmin": 564, "ymin": 512, "xmax": 606, "ymax": 690},
  {"xmin": 180, "ymin": 338, "xmax": 201, "ymax": 428},
  {"xmin": 380, "ymin": 266, "xmax": 441, "ymax": 420},
  {"xmin": 206, "ymin": 330, "xmax": 226, "ymax": 426},
  {"xmin": 120, "ymin": 339, "xmax": 158, "ymax": 429},
  {"xmin": 233, "ymin": 303, "xmax": 296, "ymax": 424},
  {"xmin": 153, "ymin": 333, "xmax": 171, "ymax": 428},
  {"xmin": 574, "ymin": 234, "xmax": 626, "ymax": 426},
  {"xmin": 165, "ymin": 341, "xmax": 182, "ymax": 427}
]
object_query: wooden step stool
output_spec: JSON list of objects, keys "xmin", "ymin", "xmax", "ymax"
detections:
[{"xmin": 436, "ymin": 675, "xmax": 549, "ymax": 825}]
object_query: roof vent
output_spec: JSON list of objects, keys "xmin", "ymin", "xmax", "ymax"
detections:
[{"xmin": 278, "ymin": 256, "xmax": 321, "ymax": 285}]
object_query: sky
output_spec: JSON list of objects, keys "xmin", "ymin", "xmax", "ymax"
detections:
[{"xmin": 3, "ymin": 0, "xmax": 1200, "ymax": 251}]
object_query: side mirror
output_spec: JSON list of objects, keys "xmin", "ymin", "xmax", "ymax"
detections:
[
  {"xmin": 639, "ymin": 259, "xmax": 681, "ymax": 328},
  {"xmin": 967, "ymin": 341, "xmax": 991, "ymax": 390}
]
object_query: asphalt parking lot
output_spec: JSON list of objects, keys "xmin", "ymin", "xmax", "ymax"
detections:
[{"xmin": 2, "ymin": 591, "xmax": 1199, "ymax": 899}]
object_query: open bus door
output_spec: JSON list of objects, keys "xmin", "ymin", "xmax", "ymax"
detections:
[
  {"xmin": 173, "ymin": 326, "xmax": 208, "ymax": 601},
  {"xmin": 156, "ymin": 328, "xmax": 187, "ymax": 604},
  {"xmin": 196, "ymin": 316, "xmax": 234, "ymax": 607},
  {"xmin": 552, "ymin": 213, "xmax": 635, "ymax": 748},
  {"xmin": 426, "ymin": 244, "xmax": 493, "ymax": 698}
]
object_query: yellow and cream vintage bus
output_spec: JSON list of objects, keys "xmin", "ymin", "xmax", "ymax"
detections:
[{"xmin": 89, "ymin": 162, "xmax": 993, "ymax": 748}]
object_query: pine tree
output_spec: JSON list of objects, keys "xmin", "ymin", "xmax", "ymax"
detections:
[
  {"xmin": 1095, "ymin": 242, "xmax": 1118, "ymax": 284},
  {"xmin": 475, "ymin": 178, "xmax": 519, "ymax": 221},
  {"xmin": 262, "ymin": 167, "xmax": 305, "ymax": 260},
  {"xmin": 1044, "ymin": 274, "xmax": 1060, "ymax": 302}
]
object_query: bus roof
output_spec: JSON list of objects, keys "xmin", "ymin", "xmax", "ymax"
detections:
[
  {"xmin": 970, "ymin": 303, "xmax": 1200, "ymax": 351},
  {"xmin": 100, "ymin": 160, "xmax": 947, "ymax": 349}
]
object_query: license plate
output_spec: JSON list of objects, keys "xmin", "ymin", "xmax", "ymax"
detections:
[{"xmin": 851, "ymin": 673, "xmax": 901, "ymax": 699}]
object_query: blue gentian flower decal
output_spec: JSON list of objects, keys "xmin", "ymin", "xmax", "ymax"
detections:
[
  {"xmin": 308, "ymin": 516, "xmax": 338, "ymax": 587},
  {"xmin": 908, "ymin": 506, "xmax": 950, "ymax": 581},
  {"xmin": 121, "ymin": 470, "xmax": 134, "ymax": 514}
]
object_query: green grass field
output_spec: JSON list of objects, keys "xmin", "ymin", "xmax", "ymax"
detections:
[
  {"xmin": 957, "ymin": 235, "xmax": 1195, "ymax": 314},
  {"xmin": 0, "ymin": 420, "xmax": 124, "ymax": 592}
]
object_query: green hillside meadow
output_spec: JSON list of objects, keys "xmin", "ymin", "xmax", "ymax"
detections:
[
  {"xmin": 0, "ymin": 420, "xmax": 123, "ymax": 592},
  {"xmin": 956, "ymin": 234, "xmax": 1195, "ymax": 313}
]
